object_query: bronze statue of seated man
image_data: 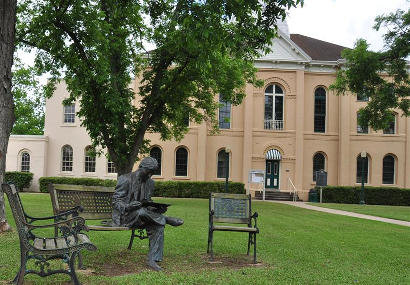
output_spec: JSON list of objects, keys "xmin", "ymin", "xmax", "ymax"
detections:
[{"xmin": 112, "ymin": 157, "xmax": 183, "ymax": 271}]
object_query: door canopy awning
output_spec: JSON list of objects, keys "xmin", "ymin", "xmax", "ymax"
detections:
[{"xmin": 266, "ymin": 149, "xmax": 282, "ymax": 160}]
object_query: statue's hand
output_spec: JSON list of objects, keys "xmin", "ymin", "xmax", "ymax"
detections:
[{"xmin": 127, "ymin": 201, "xmax": 142, "ymax": 211}]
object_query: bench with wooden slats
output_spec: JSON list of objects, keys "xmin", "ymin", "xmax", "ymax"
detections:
[
  {"xmin": 207, "ymin": 192, "xmax": 259, "ymax": 263},
  {"xmin": 48, "ymin": 183, "xmax": 147, "ymax": 250},
  {"xmin": 2, "ymin": 183, "xmax": 96, "ymax": 285}
]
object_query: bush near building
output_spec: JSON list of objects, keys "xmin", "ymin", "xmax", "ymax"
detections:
[
  {"xmin": 5, "ymin": 171, "xmax": 33, "ymax": 191},
  {"xmin": 319, "ymin": 186, "xmax": 410, "ymax": 206},
  {"xmin": 39, "ymin": 176, "xmax": 245, "ymax": 198}
]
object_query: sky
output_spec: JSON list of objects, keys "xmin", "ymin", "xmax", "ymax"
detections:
[{"xmin": 286, "ymin": 0, "xmax": 409, "ymax": 51}]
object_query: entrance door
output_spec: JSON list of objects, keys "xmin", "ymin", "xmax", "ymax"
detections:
[{"xmin": 265, "ymin": 160, "xmax": 280, "ymax": 190}]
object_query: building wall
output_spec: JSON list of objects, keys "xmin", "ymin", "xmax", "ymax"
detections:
[
  {"xmin": 6, "ymin": 67, "xmax": 409, "ymax": 196},
  {"xmin": 6, "ymin": 135, "xmax": 48, "ymax": 191}
]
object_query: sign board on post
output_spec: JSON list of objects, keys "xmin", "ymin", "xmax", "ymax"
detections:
[
  {"xmin": 316, "ymin": 170, "xmax": 327, "ymax": 203},
  {"xmin": 316, "ymin": 170, "xmax": 327, "ymax": 187},
  {"xmin": 248, "ymin": 170, "xmax": 265, "ymax": 199}
]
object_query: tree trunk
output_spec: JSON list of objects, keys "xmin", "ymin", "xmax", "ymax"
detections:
[{"xmin": 0, "ymin": 0, "xmax": 17, "ymax": 233}]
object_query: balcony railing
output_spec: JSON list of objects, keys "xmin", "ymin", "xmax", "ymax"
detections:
[{"xmin": 264, "ymin": 120, "xmax": 284, "ymax": 130}]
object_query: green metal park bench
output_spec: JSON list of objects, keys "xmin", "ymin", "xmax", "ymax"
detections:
[
  {"xmin": 207, "ymin": 192, "xmax": 259, "ymax": 263},
  {"xmin": 48, "ymin": 184, "xmax": 148, "ymax": 251},
  {"xmin": 2, "ymin": 183, "xmax": 96, "ymax": 285}
]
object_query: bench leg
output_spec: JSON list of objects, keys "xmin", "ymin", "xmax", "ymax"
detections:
[
  {"xmin": 127, "ymin": 229, "xmax": 136, "ymax": 250},
  {"xmin": 247, "ymin": 232, "xmax": 251, "ymax": 256},
  {"xmin": 13, "ymin": 247, "xmax": 27, "ymax": 285},
  {"xmin": 77, "ymin": 252, "xmax": 85, "ymax": 269},
  {"xmin": 69, "ymin": 251, "xmax": 81, "ymax": 285},
  {"xmin": 209, "ymin": 230, "xmax": 214, "ymax": 261},
  {"xmin": 253, "ymin": 233, "xmax": 257, "ymax": 264}
]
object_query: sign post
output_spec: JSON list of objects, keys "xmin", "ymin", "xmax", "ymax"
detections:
[{"xmin": 248, "ymin": 170, "xmax": 265, "ymax": 199}]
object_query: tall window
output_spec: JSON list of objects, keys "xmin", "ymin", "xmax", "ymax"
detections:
[
  {"xmin": 63, "ymin": 103, "xmax": 75, "ymax": 123},
  {"xmin": 264, "ymin": 84, "xmax": 284, "ymax": 130},
  {"xmin": 219, "ymin": 94, "xmax": 231, "ymax": 129},
  {"xmin": 150, "ymin": 147, "xmax": 162, "ymax": 176},
  {"xmin": 383, "ymin": 116, "xmax": 396, "ymax": 134},
  {"xmin": 107, "ymin": 159, "xmax": 116, "ymax": 174},
  {"xmin": 84, "ymin": 146, "xmax": 96, "ymax": 173},
  {"xmin": 313, "ymin": 152, "xmax": 325, "ymax": 181},
  {"xmin": 382, "ymin": 155, "xmax": 395, "ymax": 184},
  {"xmin": 357, "ymin": 112, "xmax": 368, "ymax": 134},
  {"xmin": 217, "ymin": 150, "xmax": 230, "ymax": 178},
  {"xmin": 20, "ymin": 152, "xmax": 30, "ymax": 172},
  {"xmin": 314, "ymin": 87, "xmax": 326, "ymax": 133},
  {"xmin": 175, "ymin": 147, "xmax": 188, "ymax": 176},
  {"xmin": 356, "ymin": 154, "xmax": 369, "ymax": 183},
  {"xmin": 62, "ymin": 145, "xmax": 73, "ymax": 172}
]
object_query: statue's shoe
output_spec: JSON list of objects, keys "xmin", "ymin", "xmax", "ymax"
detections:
[
  {"xmin": 165, "ymin": 216, "xmax": 184, "ymax": 227},
  {"xmin": 148, "ymin": 260, "xmax": 162, "ymax": 271}
]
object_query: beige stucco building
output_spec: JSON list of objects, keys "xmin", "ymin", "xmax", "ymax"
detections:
[{"xmin": 6, "ymin": 28, "xmax": 410, "ymax": 198}]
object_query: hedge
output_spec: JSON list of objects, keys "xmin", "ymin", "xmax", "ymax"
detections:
[
  {"xmin": 318, "ymin": 186, "xmax": 410, "ymax": 206},
  {"xmin": 5, "ymin": 172, "xmax": 34, "ymax": 191},
  {"xmin": 39, "ymin": 177, "xmax": 116, "ymax": 193},
  {"xmin": 39, "ymin": 176, "xmax": 245, "ymax": 198}
]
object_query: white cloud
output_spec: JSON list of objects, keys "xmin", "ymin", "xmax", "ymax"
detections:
[{"xmin": 286, "ymin": 0, "xmax": 409, "ymax": 51}]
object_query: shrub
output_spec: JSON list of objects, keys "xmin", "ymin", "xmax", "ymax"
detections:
[
  {"xmin": 38, "ymin": 176, "xmax": 245, "ymax": 198},
  {"xmin": 320, "ymin": 186, "xmax": 410, "ymax": 206},
  {"xmin": 39, "ymin": 177, "xmax": 116, "ymax": 193},
  {"xmin": 5, "ymin": 172, "xmax": 34, "ymax": 191}
]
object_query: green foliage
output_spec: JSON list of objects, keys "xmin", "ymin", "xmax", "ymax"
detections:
[
  {"xmin": 38, "ymin": 176, "xmax": 244, "ymax": 197},
  {"xmin": 11, "ymin": 59, "xmax": 45, "ymax": 135},
  {"xmin": 39, "ymin": 177, "xmax": 116, "ymax": 193},
  {"xmin": 330, "ymin": 9, "xmax": 409, "ymax": 130},
  {"xmin": 154, "ymin": 181, "xmax": 244, "ymax": 198},
  {"xmin": 320, "ymin": 186, "xmax": 410, "ymax": 206},
  {"xmin": 5, "ymin": 171, "xmax": 33, "ymax": 191},
  {"xmin": 16, "ymin": 0, "xmax": 303, "ymax": 174}
]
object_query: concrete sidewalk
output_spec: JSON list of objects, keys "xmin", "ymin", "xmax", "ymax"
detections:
[{"xmin": 269, "ymin": 201, "xmax": 410, "ymax": 227}]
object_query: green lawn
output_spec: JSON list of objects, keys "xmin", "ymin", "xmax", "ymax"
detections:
[
  {"xmin": 0, "ymin": 193, "xmax": 409, "ymax": 284},
  {"xmin": 308, "ymin": 203, "xmax": 410, "ymax": 222}
]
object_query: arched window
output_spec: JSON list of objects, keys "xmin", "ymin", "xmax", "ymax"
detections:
[
  {"xmin": 313, "ymin": 152, "xmax": 325, "ymax": 181},
  {"xmin": 264, "ymin": 84, "xmax": 284, "ymax": 130},
  {"xmin": 84, "ymin": 146, "xmax": 96, "ymax": 173},
  {"xmin": 62, "ymin": 145, "xmax": 73, "ymax": 172},
  {"xmin": 314, "ymin": 87, "xmax": 326, "ymax": 133},
  {"xmin": 150, "ymin": 147, "xmax": 162, "ymax": 176},
  {"xmin": 356, "ymin": 154, "xmax": 369, "ymax": 184},
  {"xmin": 175, "ymin": 147, "xmax": 188, "ymax": 176},
  {"xmin": 219, "ymin": 94, "xmax": 231, "ymax": 129},
  {"xmin": 217, "ymin": 150, "xmax": 230, "ymax": 178},
  {"xmin": 382, "ymin": 155, "xmax": 395, "ymax": 184},
  {"xmin": 20, "ymin": 152, "xmax": 30, "ymax": 172}
]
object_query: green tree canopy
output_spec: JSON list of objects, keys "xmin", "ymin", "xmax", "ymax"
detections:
[
  {"xmin": 330, "ymin": 9, "xmax": 409, "ymax": 130},
  {"xmin": 11, "ymin": 59, "xmax": 45, "ymax": 135},
  {"xmin": 17, "ymin": 0, "xmax": 303, "ymax": 175}
]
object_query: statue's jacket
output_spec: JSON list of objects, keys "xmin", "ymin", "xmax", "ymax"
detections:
[{"xmin": 112, "ymin": 170, "xmax": 166, "ymax": 228}]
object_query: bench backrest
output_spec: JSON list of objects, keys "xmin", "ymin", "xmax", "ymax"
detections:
[
  {"xmin": 2, "ymin": 184, "xmax": 31, "ymax": 245},
  {"xmin": 48, "ymin": 184, "xmax": 115, "ymax": 220},
  {"xmin": 209, "ymin": 193, "xmax": 251, "ymax": 225}
]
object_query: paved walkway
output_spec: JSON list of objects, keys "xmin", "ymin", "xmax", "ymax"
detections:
[{"xmin": 269, "ymin": 201, "xmax": 410, "ymax": 227}]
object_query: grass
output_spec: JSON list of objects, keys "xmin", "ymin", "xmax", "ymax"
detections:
[
  {"xmin": 308, "ymin": 203, "xmax": 410, "ymax": 222},
  {"xmin": 0, "ymin": 193, "xmax": 409, "ymax": 284}
]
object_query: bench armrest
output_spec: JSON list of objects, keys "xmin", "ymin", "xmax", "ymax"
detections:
[
  {"xmin": 251, "ymin": 212, "xmax": 258, "ymax": 228},
  {"xmin": 25, "ymin": 206, "xmax": 83, "ymax": 224},
  {"xmin": 24, "ymin": 216, "xmax": 89, "ymax": 237}
]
